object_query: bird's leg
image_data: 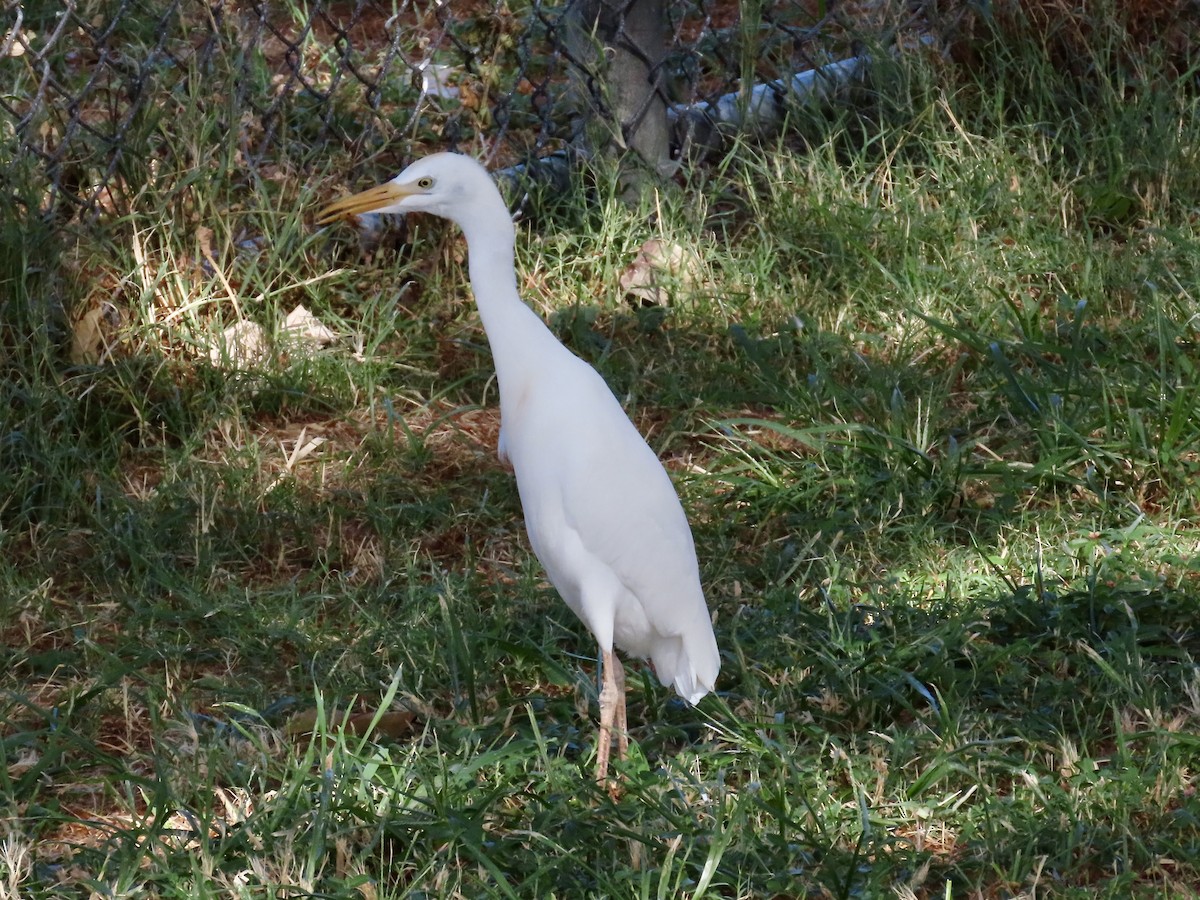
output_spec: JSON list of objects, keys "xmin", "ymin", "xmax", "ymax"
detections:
[
  {"xmin": 595, "ymin": 648, "xmax": 616, "ymax": 786},
  {"xmin": 613, "ymin": 653, "xmax": 628, "ymax": 765},
  {"xmin": 596, "ymin": 649, "xmax": 630, "ymax": 798}
]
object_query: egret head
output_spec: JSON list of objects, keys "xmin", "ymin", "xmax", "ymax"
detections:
[{"xmin": 315, "ymin": 152, "xmax": 504, "ymax": 232}]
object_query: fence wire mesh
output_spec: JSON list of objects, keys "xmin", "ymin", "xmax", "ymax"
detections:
[{"xmin": 1, "ymin": 0, "xmax": 923, "ymax": 227}]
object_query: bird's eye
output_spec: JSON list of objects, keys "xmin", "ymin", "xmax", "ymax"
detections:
[{"xmin": 417, "ymin": 177, "xmax": 434, "ymax": 189}]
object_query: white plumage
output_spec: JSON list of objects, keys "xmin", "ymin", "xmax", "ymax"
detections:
[{"xmin": 317, "ymin": 152, "xmax": 719, "ymax": 785}]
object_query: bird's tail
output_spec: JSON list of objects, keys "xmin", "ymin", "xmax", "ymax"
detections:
[{"xmin": 652, "ymin": 632, "xmax": 719, "ymax": 705}]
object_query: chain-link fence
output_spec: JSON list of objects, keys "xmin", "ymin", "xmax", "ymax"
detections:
[
  {"xmin": 1, "ymin": 0, "xmax": 940, "ymax": 227},
  {"xmin": 5, "ymin": 0, "xmax": 1199, "ymax": 231}
]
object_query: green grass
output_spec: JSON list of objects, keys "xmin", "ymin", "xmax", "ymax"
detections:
[{"xmin": 3, "ymin": 4, "xmax": 1200, "ymax": 898}]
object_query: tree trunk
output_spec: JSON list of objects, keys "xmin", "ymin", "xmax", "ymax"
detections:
[{"xmin": 564, "ymin": 0, "xmax": 672, "ymax": 190}]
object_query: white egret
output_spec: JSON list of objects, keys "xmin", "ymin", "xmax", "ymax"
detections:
[{"xmin": 316, "ymin": 152, "xmax": 719, "ymax": 787}]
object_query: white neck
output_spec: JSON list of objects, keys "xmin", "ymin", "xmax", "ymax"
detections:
[{"xmin": 457, "ymin": 211, "xmax": 566, "ymax": 402}]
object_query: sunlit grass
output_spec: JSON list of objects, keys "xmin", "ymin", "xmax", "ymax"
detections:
[{"xmin": 3, "ymin": 4, "xmax": 1200, "ymax": 897}]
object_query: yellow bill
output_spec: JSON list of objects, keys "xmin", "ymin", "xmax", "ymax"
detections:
[{"xmin": 314, "ymin": 181, "xmax": 414, "ymax": 226}]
